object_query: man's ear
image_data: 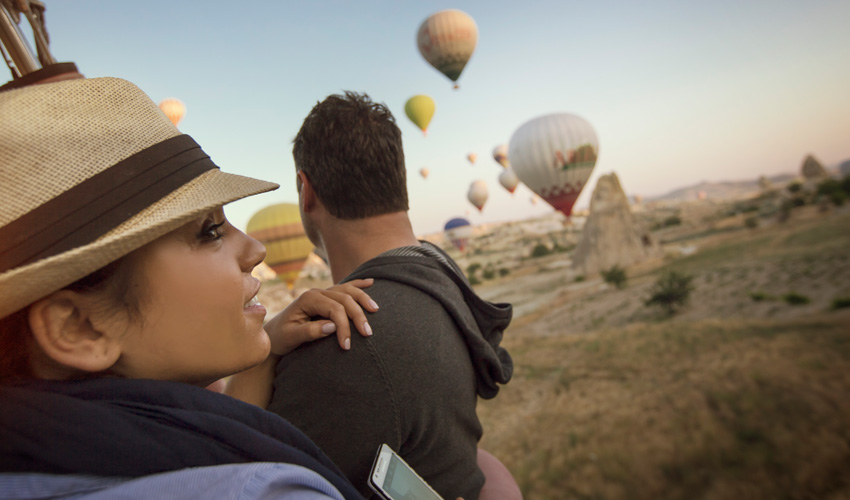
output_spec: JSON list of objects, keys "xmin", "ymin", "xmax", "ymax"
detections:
[
  {"xmin": 297, "ymin": 170, "xmax": 317, "ymax": 213},
  {"xmin": 27, "ymin": 290, "xmax": 122, "ymax": 376}
]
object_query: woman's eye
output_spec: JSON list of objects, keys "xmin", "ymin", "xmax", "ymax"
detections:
[{"xmin": 199, "ymin": 221, "xmax": 226, "ymax": 241}]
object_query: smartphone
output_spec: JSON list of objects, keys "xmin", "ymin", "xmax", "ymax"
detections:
[{"xmin": 369, "ymin": 443, "xmax": 445, "ymax": 500}]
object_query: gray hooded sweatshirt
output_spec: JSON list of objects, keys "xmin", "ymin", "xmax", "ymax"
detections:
[{"xmin": 269, "ymin": 242, "xmax": 513, "ymax": 500}]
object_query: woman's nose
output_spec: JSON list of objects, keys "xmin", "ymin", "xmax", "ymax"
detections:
[{"xmin": 241, "ymin": 230, "xmax": 266, "ymax": 273}]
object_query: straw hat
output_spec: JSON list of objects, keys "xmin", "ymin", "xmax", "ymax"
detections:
[{"xmin": 0, "ymin": 77, "xmax": 279, "ymax": 319}]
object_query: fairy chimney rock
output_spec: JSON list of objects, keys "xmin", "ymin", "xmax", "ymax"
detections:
[
  {"xmin": 801, "ymin": 155, "xmax": 827, "ymax": 180},
  {"xmin": 573, "ymin": 172, "xmax": 659, "ymax": 275}
]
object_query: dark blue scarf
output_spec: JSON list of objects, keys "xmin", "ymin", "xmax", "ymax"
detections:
[{"xmin": 0, "ymin": 378, "xmax": 364, "ymax": 499}]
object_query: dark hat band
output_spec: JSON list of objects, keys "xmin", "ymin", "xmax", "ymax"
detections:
[{"xmin": 0, "ymin": 134, "xmax": 218, "ymax": 273}]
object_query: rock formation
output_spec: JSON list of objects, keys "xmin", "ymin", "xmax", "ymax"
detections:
[
  {"xmin": 801, "ymin": 154, "xmax": 827, "ymax": 180},
  {"xmin": 573, "ymin": 172, "xmax": 660, "ymax": 275}
]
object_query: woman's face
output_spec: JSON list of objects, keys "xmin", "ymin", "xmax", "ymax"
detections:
[{"xmin": 109, "ymin": 207, "xmax": 269, "ymax": 385}]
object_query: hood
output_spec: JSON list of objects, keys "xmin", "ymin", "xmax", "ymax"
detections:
[{"xmin": 343, "ymin": 243, "xmax": 512, "ymax": 399}]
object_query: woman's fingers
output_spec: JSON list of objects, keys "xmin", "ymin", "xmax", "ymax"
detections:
[
  {"xmin": 328, "ymin": 280, "xmax": 379, "ymax": 313},
  {"xmin": 280, "ymin": 280, "xmax": 378, "ymax": 352},
  {"xmin": 319, "ymin": 289, "xmax": 375, "ymax": 338}
]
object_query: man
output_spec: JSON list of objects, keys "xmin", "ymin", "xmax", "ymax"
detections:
[{"xmin": 267, "ymin": 91, "xmax": 513, "ymax": 500}]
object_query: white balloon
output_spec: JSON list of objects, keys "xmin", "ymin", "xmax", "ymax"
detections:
[
  {"xmin": 498, "ymin": 168, "xmax": 520, "ymax": 194},
  {"xmin": 492, "ymin": 144, "xmax": 509, "ymax": 168},
  {"xmin": 467, "ymin": 179, "xmax": 488, "ymax": 212},
  {"xmin": 508, "ymin": 113, "xmax": 599, "ymax": 217}
]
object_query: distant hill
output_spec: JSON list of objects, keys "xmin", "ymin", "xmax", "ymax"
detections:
[{"xmin": 648, "ymin": 173, "xmax": 797, "ymax": 202}]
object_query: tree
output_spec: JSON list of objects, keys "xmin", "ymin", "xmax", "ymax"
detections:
[{"xmin": 645, "ymin": 270, "xmax": 695, "ymax": 315}]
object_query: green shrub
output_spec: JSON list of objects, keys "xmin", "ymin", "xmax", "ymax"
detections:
[
  {"xmin": 829, "ymin": 190, "xmax": 847, "ymax": 206},
  {"xmin": 782, "ymin": 292, "xmax": 810, "ymax": 305},
  {"xmin": 574, "ymin": 275, "xmax": 585, "ymax": 283},
  {"xmin": 482, "ymin": 268, "xmax": 496, "ymax": 280},
  {"xmin": 816, "ymin": 178, "xmax": 842, "ymax": 197},
  {"xmin": 468, "ymin": 275, "xmax": 481, "ymax": 286},
  {"xmin": 601, "ymin": 265, "xmax": 628, "ymax": 289},
  {"xmin": 832, "ymin": 297, "xmax": 850, "ymax": 310},
  {"xmin": 750, "ymin": 291, "xmax": 774, "ymax": 302},
  {"xmin": 787, "ymin": 181, "xmax": 803, "ymax": 193},
  {"xmin": 645, "ymin": 270, "xmax": 695, "ymax": 315},
  {"xmin": 466, "ymin": 263, "xmax": 481, "ymax": 276},
  {"xmin": 499, "ymin": 268, "xmax": 510, "ymax": 277},
  {"xmin": 531, "ymin": 243, "xmax": 551, "ymax": 258},
  {"xmin": 744, "ymin": 216, "xmax": 759, "ymax": 229}
]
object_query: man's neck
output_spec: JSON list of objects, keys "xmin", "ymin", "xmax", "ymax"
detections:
[{"xmin": 322, "ymin": 212, "xmax": 421, "ymax": 284}]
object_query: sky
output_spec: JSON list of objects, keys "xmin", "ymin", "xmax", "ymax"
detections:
[{"xmin": 17, "ymin": 0, "xmax": 850, "ymax": 235}]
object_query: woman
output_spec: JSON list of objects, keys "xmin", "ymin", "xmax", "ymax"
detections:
[{"xmin": 0, "ymin": 77, "xmax": 374, "ymax": 499}]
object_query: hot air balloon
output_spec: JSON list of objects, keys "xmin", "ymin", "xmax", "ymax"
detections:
[
  {"xmin": 492, "ymin": 144, "xmax": 509, "ymax": 168},
  {"xmin": 530, "ymin": 195, "xmax": 539, "ymax": 206},
  {"xmin": 417, "ymin": 10, "xmax": 478, "ymax": 89},
  {"xmin": 467, "ymin": 180, "xmax": 488, "ymax": 212},
  {"xmin": 419, "ymin": 167, "xmax": 430, "ymax": 179},
  {"xmin": 509, "ymin": 113, "xmax": 599, "ymax": 218},
  {"xmin": 499, "ymin": 168, "xmax": 520, "ymax": 194},
  {"xmin": 158, "ymin": 98, "xmax": 186, "ymax": 127},
  {"xmin": 444, "ymin": 217, "xmax": 472, "ymax": 252},
  {"xmin": 405, "ymin": 95, "xmax": 435, "ymax": 136},
  {"xmin": 467, "ymin": 153, "xmax": 477, "ymax": 165},
  {"xmin": 246, "ymin": 203, "xmax": 314, "ymax": 289}
]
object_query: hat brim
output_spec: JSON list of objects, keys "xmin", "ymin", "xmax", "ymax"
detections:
[{"xmin": 0, "ymin": 169, "xmax": 278, "ymax": 319}]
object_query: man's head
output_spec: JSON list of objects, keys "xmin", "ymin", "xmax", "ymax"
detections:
[{"xmin": 292, "ymin": 91, "xmax": 408, "ymax": 221}]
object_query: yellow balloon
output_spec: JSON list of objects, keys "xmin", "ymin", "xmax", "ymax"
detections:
[
  {"xmin": 405, "ymin": 95, "xmax": 435, "ymax": 136},
  {"xmin": 246, "ymin": 203, "xmax": 313, "ymax": 289},
  {"xmin": 158, "ymin": 98, "xmax": 186, "ymax": 127}
]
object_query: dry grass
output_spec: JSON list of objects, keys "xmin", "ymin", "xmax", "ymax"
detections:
[{"xmin": 479, "ymin": 315, "xmax": 850, "ymax": 499}]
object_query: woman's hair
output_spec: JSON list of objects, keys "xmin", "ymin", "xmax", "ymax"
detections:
[{"xmin": 0, "ymin": 256, "xmax": 144, "ymax": 382}]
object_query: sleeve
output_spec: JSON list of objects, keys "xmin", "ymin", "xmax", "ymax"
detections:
[
  {"xmin": 3, "ymin": 464, "xmax": 347, "ymax": 500},
  {"xmin": 268, "ymin": 332, "xmax": 401, "ymax": 498}
]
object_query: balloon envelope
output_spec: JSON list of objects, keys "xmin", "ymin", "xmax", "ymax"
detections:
[
  {"xmin": 467, "ymin": 180, "xmax": 488, "ymax": 212},
  {"xmin": 419, "ymin": 167, "xmax": 430, "ymax": 179},
  {"xmin": 404, "ymin": 95, "xmax": 435, "ymax": 136},
  {"xmin": 492, "ymin": 144, "xmax": 509, "ymax": 168},
  {"xmin": 467, "ymin": 153, "xmax": 477, "ymax": 165},
  {"xmin": 508, "ymin": 113, "xmax": 599, "ymax": 217},
  {"xmin": 499, "ymin": 168, "xmax": 520, "ymax": 194},
  {"xmin": 417, "ymin": 9, "xmax": 478, "ymax": 87},
  {"xmin": 158, "ymin": 98, "xmax": 186, "ymax": 127},
  {"xmin": 246, "ymin": 203, "xmax": 313, "ymax": 289},
  {"xmin": 444, "ymin": 217, "xmax": 472, "ymax": 252}
]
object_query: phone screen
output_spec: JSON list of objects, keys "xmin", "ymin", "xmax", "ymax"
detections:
[{"xmin": 370, "ymin": 444, "xmax": 443, "ymax": 500}]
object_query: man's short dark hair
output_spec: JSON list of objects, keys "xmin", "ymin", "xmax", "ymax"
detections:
[{"xmin": 293, "ymin": 91, "xmax": 408, "ymax": 219}]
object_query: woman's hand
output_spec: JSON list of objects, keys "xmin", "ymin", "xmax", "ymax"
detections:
[{"xmin": 264, "ymin": 278, "xmax": 378, "ymax": 356}]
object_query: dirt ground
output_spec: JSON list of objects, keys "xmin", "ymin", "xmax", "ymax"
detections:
[{"xmin": 473, "ymin": 203, "xmax": 850, "ymax": 338}]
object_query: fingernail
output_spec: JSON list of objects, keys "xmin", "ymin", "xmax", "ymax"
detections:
[
  {"xmin": 364, "ymin": 322, "xmax": 373, "ymax": 336},
  {"xmin": 368, "ymin": 299, "xmax": 379, "ymax": 310},
  {"xmin": 322, "ymin": 323, "xmax": 337, "ymax": 334},
  {"xmin": 344, "ymin": 338, "xmax": 351, "ymax": 350}
]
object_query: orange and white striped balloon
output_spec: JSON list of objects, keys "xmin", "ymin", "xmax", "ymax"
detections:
[{"xmin": 417, "ymin": 9, "xmax": 478, "ymax": 88}]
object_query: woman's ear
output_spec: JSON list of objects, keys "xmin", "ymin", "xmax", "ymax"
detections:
[{"xmin": 27, "ymin": 290, "xmax": 122, "ymax": 377}]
